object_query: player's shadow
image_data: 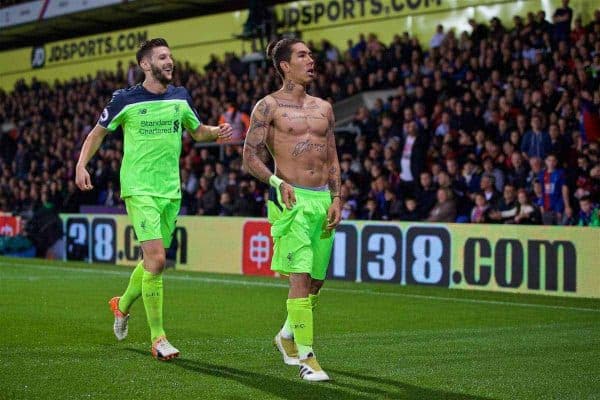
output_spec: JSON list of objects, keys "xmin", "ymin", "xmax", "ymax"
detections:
[
  {"xmin": 125, "ymin": 348, "xmax": 365, "ymax": 399},
  {"xmin": 327, "ymin": 368, "xmax": 495, "ymax": 400},
  {"xmin": 125, "ymin": 348, "xmax": 493, "ymax": 399}
]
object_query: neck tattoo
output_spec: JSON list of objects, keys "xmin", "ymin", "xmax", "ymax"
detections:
[{"xmin": 284, "ymin": 80, "xmax": 295, "ymax": 92}]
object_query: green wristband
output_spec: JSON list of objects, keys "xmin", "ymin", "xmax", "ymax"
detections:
[{"xmin": 269, "ymin": 175, "xmax": 283, "ymax": 188}]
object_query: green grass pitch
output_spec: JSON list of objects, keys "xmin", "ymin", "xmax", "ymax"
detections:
[{"xmin": 1, "ymin": 256, "xmax": 599, "ymax": 400}]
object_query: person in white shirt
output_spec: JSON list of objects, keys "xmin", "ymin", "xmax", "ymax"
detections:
[{"xmin": 430, "ymin": 25, "xmax": 446, "ymax": 49}]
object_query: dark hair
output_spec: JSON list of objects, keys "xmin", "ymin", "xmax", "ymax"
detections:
[
  {"xmin": 266, "ymin": 38, "xmax": 303, "ymax": 79},
  {"xmin": 136, "ymin": 38, "xmax": 169, "ymax": 65}
]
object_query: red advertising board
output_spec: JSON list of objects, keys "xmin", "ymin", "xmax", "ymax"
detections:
[
  {"xmin": 0, "ymin": 215, "xmax": 20, "ymax": 236},
  {"xmin": 242, "ymin": 220, "xmax": 275, "ymax": 276}
]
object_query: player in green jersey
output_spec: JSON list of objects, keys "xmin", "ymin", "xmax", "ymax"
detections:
[
  {"xmin": 243, "ymin": 38, "xmax": 341, "ymax": 381},
  {"xmin": 75, "ymin": 38, "xmax": 233, "ymax": 360}
]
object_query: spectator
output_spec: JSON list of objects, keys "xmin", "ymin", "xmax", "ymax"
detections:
[
  {"xmin": 379, "ymin": 115, "xmax": 402, "ymax": 142},
  {"xmin": 430, "ymin": 25, "xmax": 446, "ymax": 49},
  {"xmin": 526, "ymin": 157, "xmax": 544, "ymax": 191},
  {"xmin": 506, "ymin": 152, "xmax": 529, "ymax": 189},
  {"xmin": 426, "ymin": 188, "xmax": 457, "ymax": 222},
  {"xmin": 469, "ymin": 18, "xmax": 490, "ymax": 45},
  {"xmin": 399, "ymin": 196, "xmax": 420, "ymax": 221},
  {"xmin": 382, "ymin": 188, "xmax": 403, "ymax": 220},
  {"xmin": 576, "ymin": 196, "xmax": 600, "ymax": 226},
  {"xmin": 353, "ymin": 106, "xmax": 377, "ymax": 136},
  {"xmin": 62, "ymin": 181, "xmax": 82, "ymax": 213},
  {"xmin": 521, "ymin": 115, "xmax": 552, "ymax": 160},
  {"xmin": 471, "ymin": 192, "xmax": 492, "ymax": 223},
  {"xmin": 489, "ymin": 184, "xmax": 518, "ymax": 223},
  {"xmin": 126, "ymin": 61, "xmax": 139, "ymax": 86},
  {"xmin": 414, "ymin": 172, "xmax": 437, "ymax": 219},
  {"xmin": 399, "ymin": 120, "xmax": 428, "ymax": 194},
  {"xmin": 581, "ymin": 91, "xmax": 600, "ymax": 143},
  {"xmin": 361, "ymin": 198, "xmax": 382, "ymax": 220},
  {"xmin": 553, "ymin": 0, "xmax": 573, "ymax": 42},
  {"xmin": 98, "ymin": 181, "xmax": 119, "ymax": 207},
  {"xmin": 218, "ymin": 101, "xmax": 250, "ymax": 142},
  {"xmin": 196, "ymin": 176, "xmax": 218, "ymax": 215},
  {"xmin": 233, "ymin": 181, "xmax": 258, "ymax": 216},
  {"xmin": 500, "ymin": 189, "xmax": 542, "ymax": 224},
  {"xmin": 218, "ymin": 192, "xmax": 235, "ymax": 216},
  {"xmin": 213, "ymin": 162, "xmax": 229, "ymax": 194},
  {"xmin": 538, "ymin": 153, "xmax": 572, "ymax": 224},
  {"xmin": 460, "ymin": 159, "xmax": 482, "ymax": 195},
  {"xmin": 482, "ymin": 157, "xmax": 505, "ymax": 193},
  {"xmin": 446, "ymin": 160, "xmax": 466, "ymax": 200},
  {"xmin": 434, "ymin": 112, "xmax": 451, "ymax": 137},
  {"xmin": 341, "ymin": 200, "xmax": 357, "ymax": 220},
  {"xmin": 479, "ymin": 173, "xmax": 501, "ymax": 208},
  {"xmin": 366, "ymin": 33, "xmax": 384, "ymax": 54},
  {"xmin": 181, "ymin": 169, "xmax": 198, "ymax": 197},
  {"xmin": 321, "ymin": 39, "xmax": 340, "ymax": 62},
  {"xmin": 349, "ymin": 34, "xmax": 366, "ymax": 60}
]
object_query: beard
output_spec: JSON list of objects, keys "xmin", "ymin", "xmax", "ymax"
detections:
[{"xmin": 151, "ymin": 63, "xmax": 172, "ymax": 85}]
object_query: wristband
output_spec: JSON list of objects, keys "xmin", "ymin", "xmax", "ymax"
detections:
[{"xmin": 269, "ymin": 175, "xmax": 284, "ymax": 188}]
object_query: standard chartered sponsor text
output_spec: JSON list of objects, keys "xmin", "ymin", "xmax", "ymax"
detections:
[
  {"xmin": 140, "ymin": 120, "xmax": 174, "ymax": 135},
  {"xmin": 48, "ymin": 31, "xmax": 148, "ymax": 63}
]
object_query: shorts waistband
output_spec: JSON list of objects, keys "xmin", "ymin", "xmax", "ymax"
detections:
[
  {"xmin": 292, "ymin": 184, "xmax": 329, "ymax": 191},
  {"xmin": 291, "ymin": 185, "xmax": 331, "ymax": 198}
]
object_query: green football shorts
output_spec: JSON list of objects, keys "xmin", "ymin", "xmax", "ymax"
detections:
[
  {"xmin": 267, "ymin": 185, "xmax": 335, "ymax": 280},
  {"xmin": 124, "ymin": 195, "xmax": 181, "ymax": 248}
]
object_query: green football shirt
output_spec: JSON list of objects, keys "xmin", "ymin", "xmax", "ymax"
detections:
[{"xmin": 98, "ymin": 84, "xmax": 201, "ymax": 199}]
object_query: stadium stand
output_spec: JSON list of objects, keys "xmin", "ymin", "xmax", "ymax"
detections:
[{"xmin": 0, "ymin": 5, "xmax": 599, "ymax": 226}]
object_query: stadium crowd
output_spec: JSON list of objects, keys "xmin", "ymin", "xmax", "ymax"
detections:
[{"xmin": 1, "ymin": 2, "xmax": 599, "ymax": 226}]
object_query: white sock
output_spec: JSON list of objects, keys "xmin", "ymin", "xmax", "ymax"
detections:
[{"xmin": 281, "ymin": 316, "xmax": 293, "ymax": 339}]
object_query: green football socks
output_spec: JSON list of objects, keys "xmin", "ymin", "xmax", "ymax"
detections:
[
  {"xmin": 118, "ymin": 261, "xmax": 144, "ymax": 314},
  {"xmin": 142, "ymin": 270, "xmax": 165, "ymax": 342},
  {"xmin": 286, "ymin": 297, "xmax": 313, "ymax": 359},
  {"xmin": 281, "ymin": 293, "xmax": 319, "ymax": 339}
]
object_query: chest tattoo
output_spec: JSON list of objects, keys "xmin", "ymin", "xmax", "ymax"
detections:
[{"xmin": 292, "ymin": 140, "xmax": 326, "ymax": 157}]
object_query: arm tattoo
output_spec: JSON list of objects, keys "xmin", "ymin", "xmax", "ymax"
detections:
[
  {"xmin": 328, "ymin": 165, "xmax": 340, "ymax": 196},
  {"xmin": 326, "ymin": 108, "xmax": 341, "ymax": 196},
  {"xmin": 250, "ymin": 114, "xmax": 268, "ymax": 129},
  {"xmin": 257, "ymin": 99, "xmax": 271, "ymax": 116},
  {"xmin": 243, "ymin": 98, "xmax": 274, "ymax": 184},
  {"xmin": 257, "ymin": 143, "xmax": 272, "ymax": 164}
]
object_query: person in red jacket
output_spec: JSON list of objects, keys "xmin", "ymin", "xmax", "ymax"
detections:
[{"xmin": 219, "ymin": 101, "xmax": 250, "ymax": 142}]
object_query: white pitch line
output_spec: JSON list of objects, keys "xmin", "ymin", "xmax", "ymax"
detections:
[{"xmin": 1, "ymin": 262, "xmax": 599, "ymax": 313}]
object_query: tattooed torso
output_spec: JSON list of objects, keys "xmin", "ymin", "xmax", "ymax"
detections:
[
  {"xmin": 267, "ymin": 95, "xmax": 331, "ymax": 186},
  {"xmin": 243, "ymin": 89, "xmax": 340, "ymax": 195}
]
